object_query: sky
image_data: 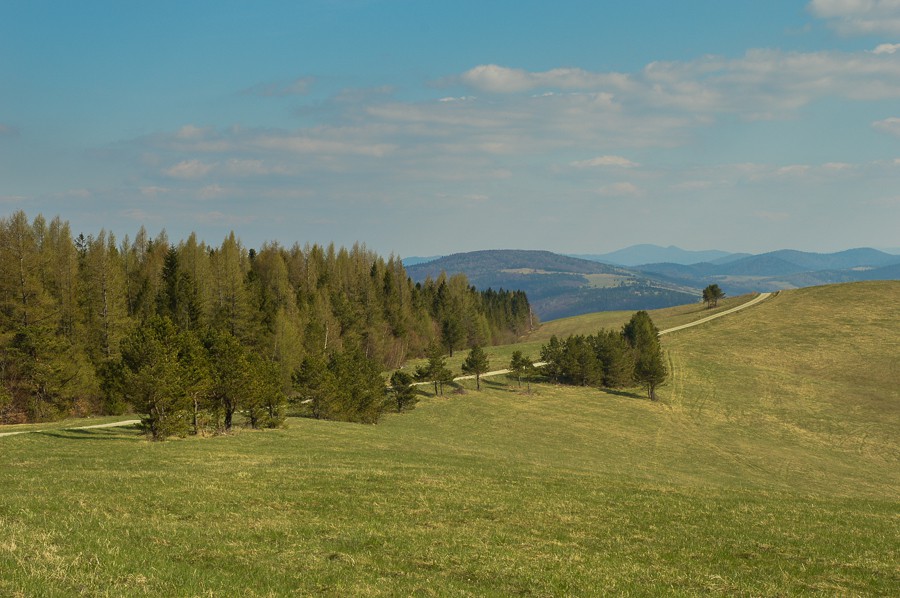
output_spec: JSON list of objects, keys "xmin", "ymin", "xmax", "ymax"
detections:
[{"xmin": 2, "ymin": 0, "xmax": 900, "ymax": 256}]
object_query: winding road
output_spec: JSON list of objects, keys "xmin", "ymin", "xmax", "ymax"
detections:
[{"xmin": 431, "ymin": 292, "xmax": 775, "ymax": 385}]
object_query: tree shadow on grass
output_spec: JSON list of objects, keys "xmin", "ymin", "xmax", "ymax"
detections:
[
  {"xmin": 37, "ymin": 427, "xmax": 141, "ymax": 441},
  {"xmin": 602, "ymin": 388, "xmax": 648, "ymax": 401}
]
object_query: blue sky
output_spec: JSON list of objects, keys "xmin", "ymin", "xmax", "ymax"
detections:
[{"xmin": 2, "ymin": 0, "xmax": 899, "ymax": 256}]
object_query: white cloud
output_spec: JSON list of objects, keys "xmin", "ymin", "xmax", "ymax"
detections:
[
  {"xmin": 251, "ymin": 134, "xmax": 394, "ymax": 157},
  {"xmin": 455, "ymin": 49, "xmax": 900, "ymax": 118},
  {"xmin": 872, "ymin": 43, "xmax": 900, "ymax": 54},
  {"xmin": 0, "ymin": 123, "xmax": 19, "ymax": 137},
  {"xmin": 597, "ymin": 182, "xmax": 641, "ymax": 196},
  {"xmin": 175, "ymin": 125, "xmax": 212, "ymax": 140},
  {"xmin": 438, "ymin": 96, "xmax": 476, "ymax": 102},
  {"xmin": 873, "ymin": 116, "xmax": 900, "ymax": 136},
  {"xmin": 571, "ymin": 155, "xmax": 639, "ymax": 168},
  {"xmin": 0, "ymin": 194, "xmax": 27, "ymax": 203},
  {"xmin": 459, "ymin": 64, "xmax": 631, "ymax": 94},
  {"xmin": 224, "ymin": 158, "xmax": 291, "ymax": 176},
  {"xmin": 809, "ymin": 0, "xmax": 900, "ymax": 35},
  {"xmin": 140, "ymin": 186, "xmax": 169, "ymax": 197},
  {"xmin": 776, "ymin": 164, "xmax": 812, "ymax": 177},
  {"xmin": 197, "ymin": 185, "xmax": 229, "ymax": 200},
  {"xmin": 163, "ymin": 159, "xmax": 216, "ymax": 179}
]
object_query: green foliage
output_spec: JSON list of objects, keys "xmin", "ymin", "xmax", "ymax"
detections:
[
  {"xmin": 461, "ymin": 345, "xmax": 490, "ymax": 390},
  {"xmin": 291, "ymin": 354, "xmax": 335, "ymax": 420},
  {"xmin": 120, "ymin": 316, "xmax": 191, "ymax": 440},
  {"xmin": 702, "ymin": 283, "xmax": 725, "ymax": 308},
  {"xmin": 623, "ymin": 311, "xmax": 667, "ymax": 400},
  {"xmin": 415, "ymin": 341, "xmax": 454, "ymax": 395},
  {"xmin": 591, "ymin": 329, "xmax": 634, "ymax": 388},
  {"xmin": 0, "ymin": 211, "xmax": 529, "ymax": 427},
  {"xmin": 538, "ymin": 310, "xmax": 666, "ymax": 397},
  {"xmin": 507, "ymin": 350, "xmax": 535, "ymax": 387},
  {"xmin": 390, "ymin": 370, "xmax": 418, "ymax": 412},
  {"xmin": 204, "ymin": 328, "xmax": 252, "ymax": 431}
]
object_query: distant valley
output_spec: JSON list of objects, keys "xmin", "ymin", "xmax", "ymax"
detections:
[{"xmin": 405, "ymin": 245, "xmax": 900, "ymax": 321}]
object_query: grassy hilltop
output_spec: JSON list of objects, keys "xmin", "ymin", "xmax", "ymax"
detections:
[{"xmin": 1, "ymin": 281, "xmax": 898, "ymax": 595}]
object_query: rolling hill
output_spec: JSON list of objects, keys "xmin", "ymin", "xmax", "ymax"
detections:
[
  {"xmin": 2, "ymin": 282, "xmax": 897, "ymax": 595},
  {"xmin": 572, "ymin": 243, "xmax": 736, "ymax": 266},
  {"xmin": 405, "ymin": 249, "xmax": 700, "ymax": 320}
]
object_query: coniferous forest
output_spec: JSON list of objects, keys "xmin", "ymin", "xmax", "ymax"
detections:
[{"xmin": 0, "ymin": 211, "xmax": 532, "ymax": 436}]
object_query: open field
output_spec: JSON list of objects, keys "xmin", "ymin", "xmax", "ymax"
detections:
[{"xmin": 1, "ymin": 282, "xmax": 898, "ymax": 595}]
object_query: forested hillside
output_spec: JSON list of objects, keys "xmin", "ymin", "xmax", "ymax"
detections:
[{"xmin": 0, "ymin": 211, "xmax": 531, "ymax": 426}]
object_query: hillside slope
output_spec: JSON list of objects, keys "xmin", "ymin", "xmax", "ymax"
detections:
[
  {"xmin": 0, "ymin": 282, "xmax": 896, "ymax": 596},
  {"xmin": 659, "ymin": 280, "xmax": 900, "ymax": 494}
]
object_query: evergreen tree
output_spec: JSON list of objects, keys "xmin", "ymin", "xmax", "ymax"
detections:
[
  {"xmin": 702, "ymin": 284, "xmax": 725, "ymax": 309},
  {"xmin": 623, "ymin": 311, "xmax": 667, "ymax": 400},
  {"xmin": 416, "ymin": 341, "xmax": 453, "ymax": 395},
  {"xmin": 508, "ymin": 350, "xmax": 534, "ymax": 388},
  {"xmin": 81, "ymin": 231, "xmax": 129, "ymax": 364},
  {"xmin": 292, "ymin": 353, "xmax": 336, "ymax": 420},
  {"xmin": 561, "ymin": 335, "xmax": 603, "ymax": 387},
  {"xmin": 461, "ymin": 345, "xmax": 490, "ymax": 390},
  {"xmin": 390, "ymin": 370, "xmax": 418, "ymax": 412},
  {"xmin": 204, "ymin": 329, "xmax": 251, "ymax": 431},
  {"xmin": 592, "ymin": 329, "xmax": 634, "ymax": 388},
  {"xmin": 119, "ymin": 316, "xmax": 191, "ymax": 440},
  {"xmin": 539, "ymin": 335, "xmax": 564, "ymax": 383}
]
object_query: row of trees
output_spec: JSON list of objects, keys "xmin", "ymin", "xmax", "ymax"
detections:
[
  {"xmin": 539, "ymin": 311, "xmax": 668, "ymax": 400},
  {"xmin": 0, "ymin": 211, "xmax": 532, "ymax": 431}
]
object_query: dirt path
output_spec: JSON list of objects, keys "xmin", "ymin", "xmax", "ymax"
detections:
[
  {"xmin": 423, "ymin": 293, "xmax": 774, "ymax": 386},
  {"xmin": 658, "ymin": 292, "xmax": 774, "ymax": 336}
]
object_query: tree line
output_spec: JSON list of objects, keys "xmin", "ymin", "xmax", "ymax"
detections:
[
  {"xmin": 539, "ymin": 311, "xmax": 668, "ymax": 400},
  {"xmin": 0, "ymin": 211, "xmax": 532, "ymax": 436}
]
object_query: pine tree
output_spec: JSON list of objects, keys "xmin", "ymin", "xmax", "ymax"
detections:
[
  {"xmin": 119, "ymin": 316, "xmax": 191, "ymax": 440},
  {"xmin": 390, "ymin": 370, "xmax": 418, "ymax": 412},
  {"xmin": 623, "ymin": 311, "xmax": 667, "ymax": 400},
  {"xmin": 508, "ymin": 350, "xmax": 534, "ymax": 388},
  {"xmin": 461, "ymin": 345, "xmax": 490, "ymax": 390}
]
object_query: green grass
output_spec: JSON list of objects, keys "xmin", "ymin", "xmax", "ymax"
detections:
[
  {"xmin": 404, "ymin": 293, "xmax": 761, "ymax": 376},
  {"xmin": 1, "ymin": 282, "xmax": 898, "ymax": 596}
]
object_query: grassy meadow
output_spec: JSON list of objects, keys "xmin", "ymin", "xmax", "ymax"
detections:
[{"xmin": 1, "ymin": 281, "xmax": 898, "ymax": 596}]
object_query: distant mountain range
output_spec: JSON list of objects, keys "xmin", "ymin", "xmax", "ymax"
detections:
[
  {"xmin": 634, "ymin": 247, "xmax": 900, "ymax": 295},
  {"xmin": 403, "ymin": 246, "xmax": 900, "ymax": 321},
  {"xmin": 405, "ymin": 250, "xmax": 699, "ymax": 321},
  {"xmin": 571, "ymin": 244, "xmax": 739, "ymax": 267}
]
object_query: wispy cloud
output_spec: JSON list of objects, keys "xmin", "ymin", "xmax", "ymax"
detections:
[
  {"xmin": 873, "ymin": 116, "xmax": 900, "ymax": 136},
  {"xmin": 241, "ymin": 77, "xmax": 315, "ymax": 97},
  {"xmin": 163, "ymin": 159, "xmax": 217, "ymax": 179},
  {"xmin": 455, "ymin": 49, "xmax": 900, "ymax": 118},
  {"xmin": 571, "ymin": 155, "xmax": 639, "ymax": 168},
  {"xmin": 458, "ymin": 64, "xmax": 631, "ymax": 94},
  {"xmin": 808, "ymin": 0, "xmax": 900, "ymax": 36},
  {"xmin": 872, "ymin": 43, "xmax": 900, "ymax": 55},
  {"xmin": 597, "ymin": 182, "xmax": 641, "ymax": 197}
]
